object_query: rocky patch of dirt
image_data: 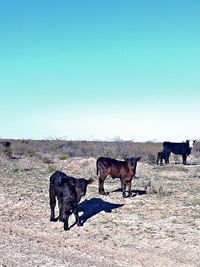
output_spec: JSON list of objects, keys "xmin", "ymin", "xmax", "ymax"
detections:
[{"xmin": 1, "ymin": 155, "xmax": 200, "ymax": 266}]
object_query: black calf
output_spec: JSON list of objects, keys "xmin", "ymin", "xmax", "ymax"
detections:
[
  {"xmin": 157, "ymin": 150, "xmax": 170, "ymax": 165},
  {"xmin": 49, "ymin": 171, "xmax": 94, "ymax": 231}
]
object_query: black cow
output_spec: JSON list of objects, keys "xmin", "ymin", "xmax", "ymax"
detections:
[
  {"xmin": 96, "ymin": 156, "xmax": 141, "ymax": 197},
  {"xmin": 156, "ymin": 150, "xmax": 170, "ymax": 165},
  {"xmin": 49, "ymin": 171, "xmax": 94, "ymax": 231},
  {"xmin": 2, "ymin": 141, "xmax": 11, "ymax": 147},
  {"xmin": 163, "ymin": 140, "xmax": 196, "ymax": 165}
]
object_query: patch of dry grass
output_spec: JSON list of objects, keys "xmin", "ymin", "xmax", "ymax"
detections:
[{"xmin": 1, "ymin": 141, "xmax": 200, "ymax": 266}]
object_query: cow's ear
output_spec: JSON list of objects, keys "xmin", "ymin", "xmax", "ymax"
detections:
[
  {"xmin": 123, "ymin": 157, "xmax": 128, "ymax": 161},
  {"xmin": 137, "ymin": 157, "xmax": 142, "ymax": 161},
  {"xmin": 88, "ymin": 178, "xmax": 94, "ymax": 184},
  {"xmin": 69, "ymin": 178, "xmax": 76, "ymax": 186}
]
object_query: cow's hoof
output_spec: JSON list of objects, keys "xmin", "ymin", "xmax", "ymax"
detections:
[
  {"xmin": 77, "ymin": 222, "xmax": 83, "ymax": 227},
  {"xmin": 50, "ymin": 218, "xmax": 56, "ymax": 222}
]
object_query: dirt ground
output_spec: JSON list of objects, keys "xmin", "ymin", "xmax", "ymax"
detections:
[{"xmin": 1, "ymin": 155, "xmax": 200, "ymax": 267}]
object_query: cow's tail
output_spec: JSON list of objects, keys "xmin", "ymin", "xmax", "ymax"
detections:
[
  {"xmin": 96, "ymin": 159, "xmax": 99, "ymax": 176},
  {"xmin": 96, "ymin": 159, "xmax": 105, "ymax": 176}
]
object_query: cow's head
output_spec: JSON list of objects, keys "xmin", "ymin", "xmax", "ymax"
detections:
[
  {"xmin": 75, "ymin": 177, "xmax": 94, "ymax": 198},
  {"xmin": 124, "ymin": 157, "xmax": 141, "ymax": 170},
  {"xmin": 187, "ymin": 140, "xmax": 197, "ymax": 149}
]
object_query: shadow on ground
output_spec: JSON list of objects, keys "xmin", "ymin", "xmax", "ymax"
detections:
[
  {"xmin": 78, "ymin": 197, "xmax": 124, "ymax": 225},
  {"xmin": 111, "ymin": 188, "xmax": 147, "ymax": 196}
]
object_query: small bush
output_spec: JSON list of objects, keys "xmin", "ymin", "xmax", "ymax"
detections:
[
  {"xmin": 42, "ymin": 154, "xmax": 54, "ymax": 164},
  {"xmin": 47, "ymin": 165, "xmax": 57, "ymax": 173},
  {"xmin": 58, "ymin": 154, "xmax": 69, "ymax": 160},
  {"xmin": 177, "ymin": 165, "xmax": 188, "ymax": 172},
  {"xmin": 146, "ymin": 179, "xmax": 167, "ymax": 196},
  {"xmin": 25, "ymin": 149, "xmax": 37, "ymax": 157}
]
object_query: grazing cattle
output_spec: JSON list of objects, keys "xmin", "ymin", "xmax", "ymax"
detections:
[
  {"xmin": 156, "ymin": 150, "xmax": 170, "ymax": 165},
  {"xmin": 96, "ymin": 156, "xmax": 141, "ymax": 197},
  {"xmin": 1, "ymin": 141, "xmax": 12, "ymax": 158},
  {"xmin": 49, "ymin": 171, "xmax": 94, "ymax": 231},
  {"xmin": 163, "ymin": 140, "xmax": 196, "ymax": 165},
  {"xmin": 2, "ymin": 141, "xmax": 11, "ymax": 147}
]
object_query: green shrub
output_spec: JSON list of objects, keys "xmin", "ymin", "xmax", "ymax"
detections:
[
  {"xmin": 47, "ymin": 165, "xmax": 57, "ymax": 173},
  {"xmin": 177, "ymin": 165, "xmax": 188, "ymax": 172},
  {"xmin": 58, "ymin": 154, "xmax": 69, "ymax": 160}
]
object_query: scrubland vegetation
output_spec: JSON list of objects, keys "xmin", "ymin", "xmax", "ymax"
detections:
[{"xmin": 1, "ymin": 138, "xmax": 200, "ymax": 164}]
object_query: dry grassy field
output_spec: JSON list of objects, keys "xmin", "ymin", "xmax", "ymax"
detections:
[{"xmin": 1, "ymin": 150, "xmax": 200, "ymax": 266}]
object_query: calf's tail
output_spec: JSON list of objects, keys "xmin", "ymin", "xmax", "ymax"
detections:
[{"xmin": 96, "ymin": 159, "xmax": 99, "ymax": 175}]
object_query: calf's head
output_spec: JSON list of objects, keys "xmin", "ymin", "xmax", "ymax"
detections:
[
  {"xmin": 124, "ymin": 157, "xmax": 141, "ymax": 170},
  {"xmin": 189, "ymin": 139, "xmax": 197, "ymax": 149},
  {"xmin": 75, "ymin": 177, "xmax": 94, "ymax": 198}
]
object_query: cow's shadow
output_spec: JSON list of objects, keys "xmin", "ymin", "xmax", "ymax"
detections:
[
  {"xmin": 111, "ymin": 188, "xmax": 147, "ymax": 196},
  {"xmin": 74, "ymin": 198, "xmax": 124, "ymax": 227}
]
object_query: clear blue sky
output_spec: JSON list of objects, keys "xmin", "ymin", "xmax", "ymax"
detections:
[{"xmin": 0, "ymin": 0, "xmax": 199, "ymax": 141}]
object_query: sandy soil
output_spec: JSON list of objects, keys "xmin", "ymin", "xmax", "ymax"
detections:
[{"xmin": 1, "ymin": 155, "xmax": 200, "ymax": 266}]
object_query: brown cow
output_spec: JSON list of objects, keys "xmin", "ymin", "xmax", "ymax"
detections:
[{"xmin": 96, "ymin": 156, "xmax": 141, "ymax": 198}]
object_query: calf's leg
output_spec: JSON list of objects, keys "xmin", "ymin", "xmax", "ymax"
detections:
[
  {"xmin": 121, "ymin": 179, "xmax": 127, "ymax": 198},
  {"xmin": 63, "ymin": 213, "xmax": 70, "ymax": 231},
  {"xmin": 98, "ymin": 175, "xmax": 109, "ymax": 195},
  {"xmin": 156, "ymin": 155, "xmax": 159, "ymax": 165},
  {"xmin": 72, "ymin": 204, "xmax": 83, "ymax": 227},
  {"xmin": 49, "ymin": 186, "xmax": 56, "ymax": 221},
  {"xmin": 182, "ymin": 154, "xmax": 187, "ymax": 165},
  {"xmin": 127, "ymin": 180, "xmax": 132, "ymax": 197},
  {"xmin": 62, "ymin": 203, "xmax": 71, "ymax": 231},
  {"xmin": 58, "ymin": 199, "xmax": 63, "ymax": 221}
]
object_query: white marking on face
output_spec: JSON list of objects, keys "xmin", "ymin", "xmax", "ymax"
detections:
[{"xmin": 189, "ymin": 140, "xmax": 194, "ymax": 148}]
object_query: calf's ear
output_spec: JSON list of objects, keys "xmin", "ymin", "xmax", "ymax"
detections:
[
  {"xmin": 87, "ymin": 178, "xmax": 94, "ymax": 184},
  {"xmin": 69, "ymin": 179, "xmax": 76, "ymax": 186}
]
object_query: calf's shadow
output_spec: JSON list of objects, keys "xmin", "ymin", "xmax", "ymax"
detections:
[
  {"xmin": 70, "ymin": 198, "xmax": 124, "ymax": 228},
  {"xmin": 111, "ymin": 188, "xmax": 147, "ymax": 197}
]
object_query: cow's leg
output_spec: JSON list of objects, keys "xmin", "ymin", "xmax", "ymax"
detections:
[
  {"xmin": 49, "ymin": 186, "xmax": 56, "ymax": 221},
  {"xmin": 167, "ymin": 153, "xmax": 170, "ymax": 164},
  {"xmin": 98, "ymin": 174, "xmax": 109, "ymax": 195},
  {"xmin": 63, "ymin": 213, "xmax": 70, "ymax": 231},
  {"xmin": 121, "ymin": 179, "xmax": 127, "ymax": 198},
  {"xmin": 182, "ymin": 154, "xmax": 187, "ymax": 165},
  {"xmin": 127, "ymin": 180, "xmax": 132, "ymax": 197},
  {"xmin": 72, "ymin": 203, "xmax": 83, "ymax": 227},
  {"xmin": 156, "ymin": 155, "xmax": 159, "ymax": 165},
  {"xmin": 62, "ymin": 203, "xmax": 71, "ymax": 231},
  {"xmin": 58, "ymin": 199, "xmax": 63, "ymax": 221}
]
